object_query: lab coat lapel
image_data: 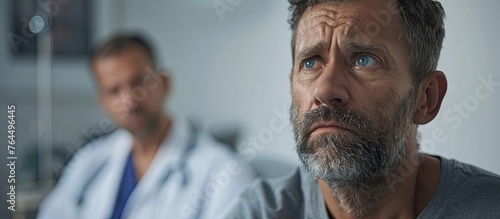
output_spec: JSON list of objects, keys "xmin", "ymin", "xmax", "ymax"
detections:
[
  {"xmin": 123, "ymin": 117, "xmax": 190, "ymax": 218},
  {"xmin": 81, "ymin": 130, "xmax": 133, "ymax": 219}
]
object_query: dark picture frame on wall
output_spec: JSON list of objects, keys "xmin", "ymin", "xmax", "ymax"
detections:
[{"xmin": 8, "ymin": 0, "xmax": 91, "ymax": 57}]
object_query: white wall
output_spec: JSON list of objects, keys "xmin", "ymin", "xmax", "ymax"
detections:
[
  {"xmin": 124, "ymin": 0, "xmax": 500, "ymax": 174},
  {"xmin": 124, "ymin": 0, "xmax": 297, "ymax": 165},
  {"xmin": 419, "ymin": 0, "xmax": 500, "ymax": 174}
]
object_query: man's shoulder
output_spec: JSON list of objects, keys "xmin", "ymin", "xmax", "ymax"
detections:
[
  {"xmin": 243, "ymin": 167, "xmax": 306, "ymax": 201},
  {"xmin": 190, "ymin": 133, "xmax": 247, "ymax": 167},
  {"xmin": 447, "ymin": 158, "xmax": 500, "ymax": 190},
  {"xmin": 186, "ymin": 133, "xmax": 257, "ymax": 182},
  {"xmin": 224, "ymin": 167, "xmax": 323, "ymax": 219},
  {"xmin": 67, "ymin": 129, "xmax": 126, "ymax": 166},
  {"xmin": 192, "ymin": 133, "xmax": 234, "ymax": 157},
  {"xmin": 75, "ymin": 128, "xmax": 123, "ymax": 151},
  {"xmin": 448, "ymin": 158, "xmax": 500, "ymax": 198},
  {"xmin": 431, "ymin": 158, "xmax": 500, "ymax": 217}
]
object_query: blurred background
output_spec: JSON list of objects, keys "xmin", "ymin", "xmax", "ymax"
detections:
[{"xmin": 0, "ymin": 0, "xmax": 499, "ymax": 218}]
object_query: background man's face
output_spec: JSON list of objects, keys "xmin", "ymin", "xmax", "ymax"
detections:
[
  {"xmin": 290, "ymin": 0, "xmax": 417, "ymax": 183},
  {"xmin": 93, "ymin": 46, "xmax": 166, "ymax": 136}
]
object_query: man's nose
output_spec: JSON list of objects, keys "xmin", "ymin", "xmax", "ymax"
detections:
[
  {"xmin": 312, "ymin": 62, "xmax": 350, "ymax": 108},
  {"xmin": 120, "ymin": 87, "xmax": 139, "ymax": 109}
]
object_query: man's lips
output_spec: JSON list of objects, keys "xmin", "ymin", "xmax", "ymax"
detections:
[{"xmin": 308, "ymin": 121, "xmax": 351, "ymax": 135}]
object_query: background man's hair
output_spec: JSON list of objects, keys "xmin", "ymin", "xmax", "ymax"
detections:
[
  {"xmin": 90, "ymin": 33, "xmax": 157, "ymax": 67},
  {"xmin": 288, "ymin": 0, "xmax": 445, "ymax": 86}
]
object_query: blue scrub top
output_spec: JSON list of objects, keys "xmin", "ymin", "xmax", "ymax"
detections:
[{"xmin": 110, "ymin": 152, "xmax": 138, "ymax": 219}]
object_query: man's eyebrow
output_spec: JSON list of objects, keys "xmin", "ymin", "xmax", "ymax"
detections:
[
  {"xmin": 342, "ymin": 41, "xmax": 396, "ymax": 66},
  {"xmin": 341, "ymin": 42, "xmax": 389, "ymax": 57},
  {"xmin": 296, "ymin": 41, "xmax": 330, "ymax": 62},
  {"xmin": 295, "ymin": 41, "xmax": 392, "ymax": 63}
]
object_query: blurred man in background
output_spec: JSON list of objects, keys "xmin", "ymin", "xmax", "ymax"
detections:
[
  {"xmin": 37, "ymin": 34, "xmax": 256, "ymax": 219},
  {"xmin": 224, "ymin": 0, "xmax": 500, "ymax": 218}
]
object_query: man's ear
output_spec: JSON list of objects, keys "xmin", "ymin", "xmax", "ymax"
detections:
[
  {"xmin": 413, "ymin": 71, "xmax": 447, "ymax": 124},
  {"xmin": 160, "ymin": 71, "xmax": 171, "ymax": 97}
]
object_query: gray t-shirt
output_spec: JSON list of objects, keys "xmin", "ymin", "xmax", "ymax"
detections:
[{"xmin": 224, "ymin": 156, "xmax": 500, "ymax": 218}]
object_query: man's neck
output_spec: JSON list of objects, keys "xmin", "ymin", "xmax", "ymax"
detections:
[
  {"xmin": 319, "ymin": 141, "xmax": 441, "ymax": 219},
  {"xmin": 132, "ymin": 114, "xmax": 170, "ymax": 152},
  {"xmin": 131, "ymin": 114, "xmax": 171, "ymax": 180}
]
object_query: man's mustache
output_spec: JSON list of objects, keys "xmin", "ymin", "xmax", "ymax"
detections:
[
  {"xmin": 297, "ymin": 106, "xmax": 370, "ymax": 138},
  {"xmin": 126, "ymin": 106, "xmax": 145, "ymax": 116}
]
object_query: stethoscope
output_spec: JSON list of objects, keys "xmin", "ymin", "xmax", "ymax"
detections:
[
  {"xmin": 158, "ymin": 122, "xmax": 198, "ymax": 187},
  {"xmin": 76, "ymin": 122, "xmax": 199, "ymax": 210}
]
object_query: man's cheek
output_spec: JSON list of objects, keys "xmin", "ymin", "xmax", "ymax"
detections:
[{"xmin": 291, "ymin": 91, "xmax": 309, "ymax": 110}]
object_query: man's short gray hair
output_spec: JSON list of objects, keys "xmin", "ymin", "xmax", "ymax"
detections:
[{"xmin": 288, "ymin": 0, "xmax": 445, "ymax": 86}]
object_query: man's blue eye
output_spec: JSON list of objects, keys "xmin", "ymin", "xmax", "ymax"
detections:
[
  {"xmin": 304, "ymin": 59, "xmax": 316, "ymax": 69},
  {"xmin": 355, "ymin": 55, "xmax": 377, "ymax": 67}
]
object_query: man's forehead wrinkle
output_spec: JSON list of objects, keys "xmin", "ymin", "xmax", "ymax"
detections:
[
  {"xmin": 337, "ymin": 16, "xmax": 363, "ymax": 39},
  {"xmin": 306, "ymin": 4, "xmax": 358, "ymax": 27},
  {"xmin": 295, "ymin": 1, "xmax": 402, "ymax": 61},
  {"xmin": 306, "ymin": 6, "xmax": 339, "ymax": 32},
  {"xmin": 309, "ymin": 16, "xmax": 360, "ymax": 31},
  {"xmin": 312, "ymin": 5, "xmax": 339, "ymax": 21},
  {"xmin": 303, "ymin": 5, "xmax": 364, "ymax": 41}
]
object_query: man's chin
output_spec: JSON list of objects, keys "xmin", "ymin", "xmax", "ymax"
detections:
[
  {"xmin": 302, "ymin": 156, "xmax": 359, "ymax": 182},
  {"xmin": 306, "ymin": 132, "xmax": 382, "ymax": 157},
  {"xmin": 122, "ymin": 122, "xmax": 148, "ymax": 135},
  {"xmin": 299, "ymin": 147, "xmax": 387, "ymax": 184}
]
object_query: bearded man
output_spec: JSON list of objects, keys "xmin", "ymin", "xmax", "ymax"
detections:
[{"xmin": 223, "ymin": 0, "xmax": 500, "ymax": 218}]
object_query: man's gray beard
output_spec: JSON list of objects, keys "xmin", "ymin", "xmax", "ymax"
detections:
[
  {"xmin": 127, "ymin": 108, "xmax": 163, "ymax": 140},
  {"xmin": 291, "ymin": 91, "xmax": 415, "ymax": 217}
]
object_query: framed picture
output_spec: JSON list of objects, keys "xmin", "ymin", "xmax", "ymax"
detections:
[{"xmin": 9, "ymin": 0, "xmax": 91, "ymax": 56}]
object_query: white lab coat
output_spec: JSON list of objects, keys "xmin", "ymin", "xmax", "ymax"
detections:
[{"xmin": 37, "ymin": 116, "xmax": 256, "ymax": 219}]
